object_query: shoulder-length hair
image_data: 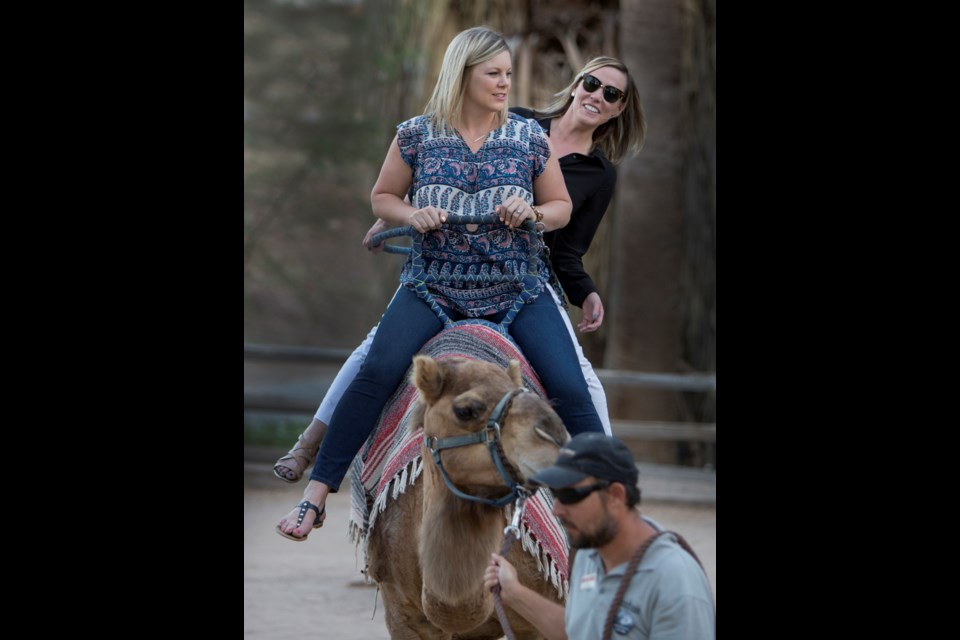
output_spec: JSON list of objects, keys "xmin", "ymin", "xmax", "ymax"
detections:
[
  {"xmin": 537, "ymin": 56, "xmax": 646, "ymax": 164},
  {"xmin": 423, "ymin": 26, "xmax": 511, "ymax": 136}
]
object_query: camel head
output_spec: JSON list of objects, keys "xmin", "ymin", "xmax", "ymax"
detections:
[{"xmin": 412, "ymin": 355, "xmax": 569, "ymax": 500}]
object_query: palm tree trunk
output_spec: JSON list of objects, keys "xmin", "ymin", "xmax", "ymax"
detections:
[{"xmin": 606, "ymin": 0, "xmax": 686, "ymax": 457}]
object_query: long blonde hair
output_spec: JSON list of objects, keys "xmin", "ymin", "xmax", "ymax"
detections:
[
  {"xmin": 423, "ymin": 26, "xmax": 511, "ymax": 136},
  {"xmin": 537, "ymin": 56, "xmax": 646, "ymax": 164}
]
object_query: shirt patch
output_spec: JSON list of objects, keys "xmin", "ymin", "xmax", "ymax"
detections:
[
  {"xmin": 579, "ymin": 572, "xmax": 597, "ymax": 591},
  {"xmin": 613, "ymin": 609, "xmax": 636, "ymax": 635}
]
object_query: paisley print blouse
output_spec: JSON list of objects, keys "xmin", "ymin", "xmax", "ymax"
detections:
[{"xmin": 396, "ymin": 112, "xmax": 550, "ymax": 317}]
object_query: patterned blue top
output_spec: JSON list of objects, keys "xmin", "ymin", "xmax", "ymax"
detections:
[{"xmin": 396, "ymin": 112, "xmax": 550, "ymax": 317}]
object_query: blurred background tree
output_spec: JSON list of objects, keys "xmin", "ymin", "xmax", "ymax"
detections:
[{"xmin": 244, "ymin": 0, "xmax": 715, "ymax": 464}]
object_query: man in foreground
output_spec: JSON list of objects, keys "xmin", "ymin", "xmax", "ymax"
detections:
[{"xmin": 484, "ymin": 432, "xmax": 715, "ymax": 639}]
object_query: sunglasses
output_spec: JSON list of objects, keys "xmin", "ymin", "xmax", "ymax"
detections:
[
  {"xmin": 551, "ymin": 480, "xmax": 610, "ymax": 505},
  {"xmin": 580, "ymin": 74, "xmax": 626, "ymax": 104}
]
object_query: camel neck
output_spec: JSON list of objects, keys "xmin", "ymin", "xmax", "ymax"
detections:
[{"xmin": 419, "ymin": 471, "xmax": 504, "ymax": 602}]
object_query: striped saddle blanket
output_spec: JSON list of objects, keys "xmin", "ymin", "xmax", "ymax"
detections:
[{"xmin": 347, "ymin": 322, "xmax": 570, "ymax": 598}]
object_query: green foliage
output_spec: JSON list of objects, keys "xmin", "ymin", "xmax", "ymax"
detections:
[{"xmin": 244, "ymin": 414, "xmax": 312, "ymax": 447}]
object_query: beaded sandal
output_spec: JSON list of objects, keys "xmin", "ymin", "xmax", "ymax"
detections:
[
  {"xmin": 273, "ymin": 431, "xmax": 321, "ymax": 483},
  {"xmin": 275, "ymin": 500, "xmax": 326, "ymax": 542}
]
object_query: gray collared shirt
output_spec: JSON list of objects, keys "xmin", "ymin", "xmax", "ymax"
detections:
[{"xmin": 564, "ymin": 516, "xmax": 715, "ymax": 639}]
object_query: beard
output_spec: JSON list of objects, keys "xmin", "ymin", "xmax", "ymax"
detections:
[{"xmin": 563, "ymin": 499, "xmax": 619, "ymax": 549}]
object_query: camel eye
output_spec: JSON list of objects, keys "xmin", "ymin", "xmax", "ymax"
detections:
[
  {"xmin": 535, "ymin": 427, "xmax": 563, "ymax": 447},
  {"xmin": 452, "ymin": 398, "xmax": 485, "ymax": 422}
]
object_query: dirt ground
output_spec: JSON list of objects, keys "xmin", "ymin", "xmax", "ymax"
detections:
[{"xmin": 244, "ymin": 460, "xmax": 716, "ymax": 639}]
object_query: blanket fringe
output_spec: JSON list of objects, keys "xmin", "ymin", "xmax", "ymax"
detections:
[
  {"xmin": 350, "ymin": 456, "xmax": 568, "ymax": 600},
  {"xmin": 520, "ymin": 520, "xmax": 568, "ymax": 599},
  {"xmin": 365, "ymin": 458, "xmax": 424, "ymax": 537}
]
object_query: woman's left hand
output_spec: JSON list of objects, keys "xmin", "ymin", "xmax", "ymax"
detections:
[
  {"xmin": 496, "ymin": 197, "xmax": 535, "ymax": 229},
  {"xmin": 578, "ymin": 292, "xmax": 604, "ymax": 332}
]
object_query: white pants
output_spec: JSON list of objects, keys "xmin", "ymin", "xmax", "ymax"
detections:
[{"xmin": 315, "ymin": 286, "xmax": 612, "ymax": 435}]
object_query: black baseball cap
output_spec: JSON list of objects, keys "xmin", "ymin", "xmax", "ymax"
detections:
[{"xmin": 531, "ymin": 432, "xmax": 639, "ymax": 489}]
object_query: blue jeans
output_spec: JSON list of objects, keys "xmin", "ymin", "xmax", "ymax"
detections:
[{"xmin": 311, "ymin": 286, "xmax": 603, "ymax": 490}]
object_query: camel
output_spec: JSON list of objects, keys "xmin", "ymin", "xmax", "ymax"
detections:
[{"xmin": 364, "ymin": 353, "xmax": 570, "ymax": 639}]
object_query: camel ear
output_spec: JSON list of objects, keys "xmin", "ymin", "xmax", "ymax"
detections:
[
  {"xmin": 413, "ymin": 355, "xmax": 444, "ymax": 404},
  {"xmin": 507, "ymin": 359, "xmax": 522, "ymax": 386}
]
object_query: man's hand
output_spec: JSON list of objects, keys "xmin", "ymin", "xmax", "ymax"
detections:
[{"xmin": 484, "ymin": 553, "xmax": 519, "ymax": 595}]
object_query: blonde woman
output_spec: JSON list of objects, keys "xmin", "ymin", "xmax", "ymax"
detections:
[{"xmin": 277, "ymin": 27, "xmax": 605, "ymax": 541}]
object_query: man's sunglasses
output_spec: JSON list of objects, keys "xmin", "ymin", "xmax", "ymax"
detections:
[
  {"xmin": 580, "ymin": 74, "xmax": 626, "ymax": 104},
  {"xmin": 551, "ymin": 480, "xmax": 610, "ymax": 505}
]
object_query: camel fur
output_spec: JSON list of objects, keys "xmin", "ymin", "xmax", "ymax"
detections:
[{"xmin": 365, "ymin": 355, "xmax": 569, "ymax": 639}]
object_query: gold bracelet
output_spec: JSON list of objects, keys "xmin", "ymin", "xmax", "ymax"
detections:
[{"xmin": 532, "ymin": 205, "xmax": 544, "ymax": 223}]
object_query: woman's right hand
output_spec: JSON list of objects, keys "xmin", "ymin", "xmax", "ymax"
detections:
[{"xmin": 408, "ymin": 207, "xmax": 448, "ymax": 233}]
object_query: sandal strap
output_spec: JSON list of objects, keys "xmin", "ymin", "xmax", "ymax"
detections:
[
  {"xmin": 274, "ymin": 432, "xmax": 322, "ymax": 479},
  {"xmin": 293, "ymin": 431, "xmax": 322, "ymax": 453},
  {"xmin": 295, "ymin": 500, "xmax": 325, "ymax": 527},
  {"xmin": 281, "ymin": 433, "xmax": 321, "ymax": 463}
]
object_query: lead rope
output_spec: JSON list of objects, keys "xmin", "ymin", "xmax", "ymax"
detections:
[
  {"xmin": 491, "ymin": 492, "xmax": 529, "ymax": 640},
  {"xmin": 600, "ymin": 529, "xmax": 709, "ymax": 640}
]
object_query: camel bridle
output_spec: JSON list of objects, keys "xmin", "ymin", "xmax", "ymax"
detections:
[
  {"xmin": 424, "ymin": 387, "xmax": 530, "ymax": 507},
  {"xmin": 425, "ymin": 386, "xmax": 542, "ymax": 640}
]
